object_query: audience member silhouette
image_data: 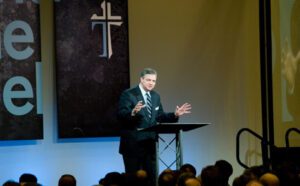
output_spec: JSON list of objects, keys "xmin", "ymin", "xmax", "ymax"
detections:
[
  {"xmin": 232, "ymin": 173, "xmax": 251, "ymax": 186},
  {"xmin": 19, "ymin": 174, "xmax": 38, "ymax": 186},
  {"xmin": 232, "ymin": 165, "xmax": 266, "ymax": 186},
  {"xmin": 158, "ymin": 169, "xmax": 177, "ymax": 186},
  {"xmin": 103, "ymin": 172, "xmax": 122, "ymax": 186},
  {"xmin": 2, "ymin": 181, "xmax": 20, "ymax": 186},
  {"xmin": 58, "ymin": 174, "xmax": 76, "ymax": 186},
  {"xmin": 135, "ymin": 170, "xmax": 149, "ymax": 186},
  {"xmin": 22, "ymin": 183, "xmax": 40, "ymax": 186},
  {"xmin": 273, "ymin": 160, "xmax": 300, "ymax": 186},
  {"xmin": 259, "ymin": 172, "xmax": 280, "ymax": 186},
  {"xmin": 180, "ymin": 164, "xmax": 197, "ymax": 177},
  {"xmin": 214, "ymin": 160, "xmax": 233, "ymax": 186},
  {"xmin": 177, "ymin": 172, "xmax": 199, "ymax": 186},
  {"xmin": 245, "ymin": 180, "xmax": 263, "ymax": 186},
  {"xmin": 200, "ymin": 165, "xmax": 222, "ymax": 186},
  {"xmin": 100, "ymin": 170, "xmax": 150, "ymax": 186},
  {"xmin": 184, "ymin": 178, "xmax": 201, "ymax": 186}
]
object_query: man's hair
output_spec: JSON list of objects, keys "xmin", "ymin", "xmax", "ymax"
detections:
[{"xmin": 140, "ymin": 68, "xmax": 157, "ymax": 77}]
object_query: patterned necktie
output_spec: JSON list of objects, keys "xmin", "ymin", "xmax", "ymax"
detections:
[{"xmin": 146, "ymin": 92, "xmax": 152, "ymax": 119}]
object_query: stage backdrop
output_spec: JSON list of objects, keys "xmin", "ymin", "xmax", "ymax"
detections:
[
  {"xmin": 271, "ymin": 0, "xmax": 300, "ymax": 147},
  {"xmin": 0, "ymin": 1, "xmax": 43, "ymax": 140},
  {"xmin": 54, "ymin": 0, "xmax": 129, "ymax": 138}
]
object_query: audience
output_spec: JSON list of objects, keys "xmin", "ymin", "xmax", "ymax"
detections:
[
  {"xmin": 2, "ymin": 158, "xmax": 300, "ymax": 186},
  {"xmin": 232, "ymin": 165, "xmax": 266, "ymax": 186}
]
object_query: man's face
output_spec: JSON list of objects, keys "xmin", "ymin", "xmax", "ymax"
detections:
[{"xmin": 140, "ymin": 74, "xmax": 157, "ymax": 92}]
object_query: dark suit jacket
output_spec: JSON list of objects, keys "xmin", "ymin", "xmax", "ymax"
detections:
[{"xmin": 118, "ymin": 86, "xmax": 178, "ymax": 156}]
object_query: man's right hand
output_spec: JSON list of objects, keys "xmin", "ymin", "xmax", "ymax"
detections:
[{"xmin": 131, "ymin": 101, "xmax": 145, "ymax": 116}]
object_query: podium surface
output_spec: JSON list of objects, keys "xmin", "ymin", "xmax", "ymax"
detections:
[{"xmin": 141, "ymin": 123, "xmax": 209, "ymax": 134}]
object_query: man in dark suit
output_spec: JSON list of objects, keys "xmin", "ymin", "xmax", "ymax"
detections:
[{"xmin": 118, "ymin": 68, "xmax": 191, "ymax": 185}]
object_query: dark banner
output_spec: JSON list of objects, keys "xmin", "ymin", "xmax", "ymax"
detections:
[
  {"xmin": 54, "ymin": 0, "xmax": 129, "ymax": 138},
  {"xmin": 0, "ymin": 0, "xmax": 43, "ymax": 140}
]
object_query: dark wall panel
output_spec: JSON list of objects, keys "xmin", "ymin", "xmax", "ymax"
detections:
[
  {"xmin": 0, "ymin": 1, "xmax": 43, "ymax": 140},
  {"xmin": 54, "ymin": 0, "xmax": 129, "ymax": 138}
]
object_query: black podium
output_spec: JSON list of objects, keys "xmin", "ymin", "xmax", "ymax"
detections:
[{"xmin": 141, "ymin": 123, "xmax": 209, "ymax": 170}]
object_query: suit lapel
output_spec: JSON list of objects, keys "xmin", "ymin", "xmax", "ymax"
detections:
[{"xmin": 133, "ymin": 86, "xmax": 159, "ymax": 122}]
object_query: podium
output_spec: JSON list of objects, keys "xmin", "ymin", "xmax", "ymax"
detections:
[{"xmin": 141, "ymin": 123, "xmax": 209, "ymax": 170}]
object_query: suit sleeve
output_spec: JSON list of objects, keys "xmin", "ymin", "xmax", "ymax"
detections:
[{"xmin": 117, "ymin": 90, "xmax": 142, "ymax": 128}]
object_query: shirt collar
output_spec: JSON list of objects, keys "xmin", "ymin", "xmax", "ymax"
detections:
[{"xmin": 139, "ymin": 84, "xmax": 150, "ymax": 97}]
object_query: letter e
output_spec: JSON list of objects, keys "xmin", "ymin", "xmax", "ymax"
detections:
[{"xmin": 3, "ymin": 76, "xmax": 34, "ymax": 115}]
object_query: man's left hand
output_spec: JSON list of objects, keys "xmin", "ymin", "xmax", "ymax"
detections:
[{"xmin": 175, "ymin": 103, "xmax": 192, "ymax": 117}]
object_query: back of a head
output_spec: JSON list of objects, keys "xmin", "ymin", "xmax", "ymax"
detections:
[
  {"xmin": 135, "ymin": 170, "xmax": 149, "ymax": 186},
  {"xmin": 177, "ymin": 172, "xmax": 196, "ymax": 186},
  {"xmin": 246, "ymin": 180, "xmax": 263, "ymax": 186},
  {"xmin": 22, "ymin": 183, "xmax": 40, "ymax": 186},
  {"xmin": 102, "ymin": 172, "xmax": 124, "ymax": 186},
  {"xmin": 158, "ymin": 170, "xmax": 176, "ymax": 186},
  {"xmin": 184, "ymin": 178, "xmax": 201, "ymax": 186},
  {"xmin": 58, "ymin": 174, "xmax": 76, "ymax": 186},
  {"xmin": 180, "ymin": 164, "xmax": 197, "ymax": 176},
  {"xmin": 244, "ymin": 165, "xmax": 266, "ymax": 180},
  {"xmin": 214, "ymin": 160, "xmax": 233, "ymax": 178},
  {"xmin": 214, "ymin": 160, "xmax": 233, "ymax": 185},
  {"xmin": 136, "ymin": 170, "xmax": 147, "ymax": 180},
  {"xmin": 3, "ymin": 181, "xmax": 20, "ymax": 186},
  {"xmin": 200, "ymin": 165, "xmax": 221, "ymax": 186},
  {"xmin": 259, "ymin": 173, "xmax": 280, "ymax": 186},
  {"xmin": 19, "ymin": 173, "xmax": 37, "ymax": 184}
]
